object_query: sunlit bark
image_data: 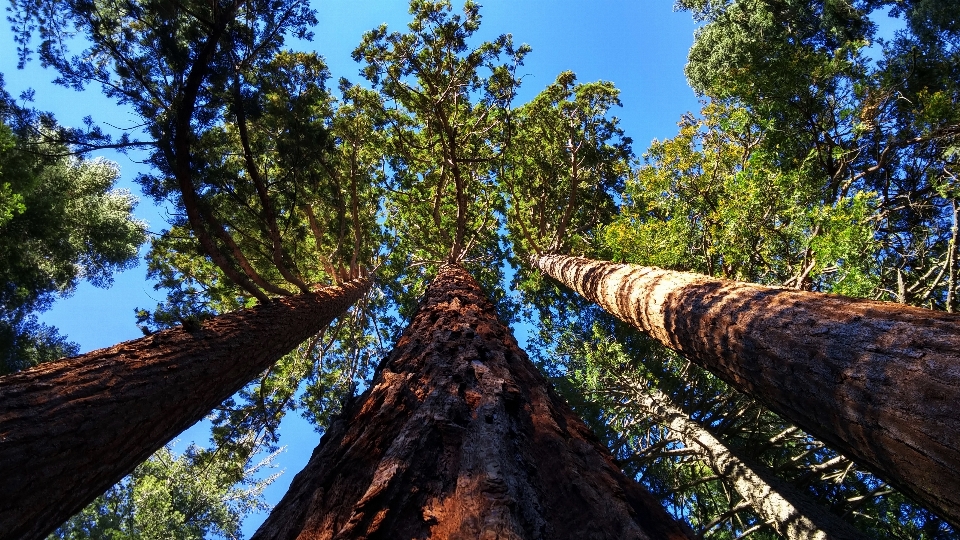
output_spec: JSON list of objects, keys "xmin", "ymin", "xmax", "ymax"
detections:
[{"xmin": 533, "ymin": 253, "xmax": 960, "ymax": 527}]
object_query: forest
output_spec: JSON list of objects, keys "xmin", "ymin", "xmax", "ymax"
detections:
[{"xmin": 0, "ymin": 0, "xmax": 959, "ymax": 538}]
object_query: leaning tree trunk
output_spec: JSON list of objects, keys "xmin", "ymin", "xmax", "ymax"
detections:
[
  {"xmin": 0, "ymin": 278, "xmax": 369, "ymax": 540},
  {"xmin": 612, "ymin": 376, "xmax": 868, "ymax": 540},
  {"xmin": 533, "ymin": 254, "xmax": 960, "ymax": 528},
  {"xmin": 251, "ymin": 264, "xmax": 693, "ymax": 540}
]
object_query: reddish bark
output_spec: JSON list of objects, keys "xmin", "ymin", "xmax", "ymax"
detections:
[
  {"xmin": 0, "ymin": 278, "xmax": 369, "ymax": 540},
  {"xmin": 251, "ymin": 264, "xmax": 692, "ymax": 540},
  {"xmin": 533, "ymin": 254, "xmax": 960, "ymax": 527}
]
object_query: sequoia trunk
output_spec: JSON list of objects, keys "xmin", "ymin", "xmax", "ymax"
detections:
[
  {"xmin": 533, "ymin": 254, "xmax": 960, "ymax": 527},
  {"xmin": 0, "ymin": 278, "xmax": 369, "ymax": 540},
  {"xmin": 251, "ymin": 264, "xmax": 693, "ymax": 540},
  {"xmin": 619, "ymin": 379, "xmax": 868, "ymax": 540}
]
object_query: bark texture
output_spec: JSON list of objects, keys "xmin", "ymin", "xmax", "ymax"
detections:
[
  {"xmin": 626, "ymin": 381, "xmax": 868, "ymax": 540},
  {"xmin": 252, "ymin": 264, "xmax": 693, "ymax": 540},
  {"xmin": 533, "ymin": 254, "xmax": 960, "ymax": 527},
  {"xmin": 0, "ymin": 278, "xmax": 369, "ymax": 540}
]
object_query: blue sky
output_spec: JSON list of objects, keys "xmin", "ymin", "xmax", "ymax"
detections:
[{"xmin": 0, "ymin": 1, "xmax": 702, "ymax": 535}]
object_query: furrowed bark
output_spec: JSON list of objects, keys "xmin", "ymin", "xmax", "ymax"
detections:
[
  {"xmin": 0, "ymin": 278, "xmax": 369, "ymax": 540},
  {"xmin": 533, "ymin": 254, "xmax": 960, "ymax": 527},
  {"xmin": 614, "ymin": 379, "xmax": 868, "ymax": 540},
  {"xmin": 252, "ymin": 264, "xmax": 693, "ymax": 540}
]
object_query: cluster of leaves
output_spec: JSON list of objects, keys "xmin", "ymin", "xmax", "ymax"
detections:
[
  {"xmin": 0, "ymin": 77, "xmax": 146, "ymax": 374},
  {"xmin": 352, "ymin": 0, "xmax": 530, "ymax": 326},
  {"xmin": 603, "ymin": 101, "xmax": 878, "ymax": 295},
  {"xmin": 677, "ymin": 0, "xmax": 960, "ymax": 309},
  {"xmin": 47, "ymin": 442, "xmax": 279, "ymax": 540}
]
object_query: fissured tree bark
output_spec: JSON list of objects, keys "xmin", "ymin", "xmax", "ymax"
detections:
[
  {"xmin": 0, "ymin": 278, "xmax": 369, "ymax": 540},
  {"xmin": 533, "ymin": 254, "xmax": 960, "ymax": 527},
  {"xmin": 251, "ymin": 264, "xmax": 693, "ymax": 540}
]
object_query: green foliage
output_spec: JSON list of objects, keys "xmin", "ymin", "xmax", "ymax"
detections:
[
  {"xmin": 678, "ymin": 0, "xmax": 960, "ymax": 309},
  {"xmin": 0, "ymin": 87, "xmax": 146, "ymax": 373},
  {"xmin": 683, "ymin": 0, "xmax": 873, "ymax": 105},
  {"xmin": 351, "ymin": 0, "xmax": 529, "ymax": 322},
  {"xmin": 502, "ymin": 71, "xmax": 632, "ymax": 260},
  {"xmin": 603, "ymin": 102, "xmax": 878, "ymax": 292},
  {"xmin": 49, "ymin": 443, "xmax": 278, "ymax": 540}
]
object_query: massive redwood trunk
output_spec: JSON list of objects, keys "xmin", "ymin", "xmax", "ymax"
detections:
[
  {"xmin": 614, "ymin": 377, "xmax": 868, "ymax": 540},
  {"xmin": 251, "ymin": 264, "xmax": 693, "ymax": 540},
  {"xmin": 0, "ymin": 278, "xmax": 369, "ymax": 540},
  {"xmin": 533, "ymin": 254, "xmax": 960, "ymax": 527}
]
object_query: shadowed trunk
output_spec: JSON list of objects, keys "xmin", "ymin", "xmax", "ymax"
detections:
[
  {"xmin": 533, "ymin": 254, "xmax": 960, "ymax": 527},
  {"xmin": 0, "ymin": 278, "xmax": 369, "ymax": 540},
  {"xmin": 251, "ymin": 264, "xmax": 693, "ymax": 540},
  {"xmin": 615, "ymin": 379, "xmax": 868, "ymax": 540}
]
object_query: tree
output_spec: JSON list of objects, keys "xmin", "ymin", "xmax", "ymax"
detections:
[
  {"xmin": 532, "ymin": 253, "xmax": 960, "ymax": 527},
  {"xmin": 0, "ymin": 79, "xmax": 147, "ymax": 374},
  {"xmin": 242, "ymin": 4, "xmax": 693, "ymax": 537},
  {"xmin": 250, "ymin": 264, "xmax": 693, "ymax": 540},
  {"xmin": 509, "ymin": 2, "xmax": 960, "ymax": 535}
]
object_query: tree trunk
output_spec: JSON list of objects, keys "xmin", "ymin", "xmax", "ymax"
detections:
[
  {"xmin": 615, "ymin": 377, "xmax": 868, "ymax": 540},
  {"xmin": 251, "ymin": 264, "xmax": 693, "ymax": 540},
  {"xmin": 533, "ymin": 254, "xmax": 960, "ymax": 527},
  {"xmin": 0, "ymin": 278, "xmax": 369, "ymax": 540}
]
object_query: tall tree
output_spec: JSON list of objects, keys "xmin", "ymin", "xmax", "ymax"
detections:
[
  {"xmin": 249, "ymin": 4, "xmax": 693, "ymax": 538},
  {"xmin": 581, "ymin": 64, "xmax": 954, "ymax": 536},
  {"xmin": 512, "ymin": 2, "xmax": 960, "ymax": 535},
  {"xmin": 532, "ymin": 253, "xmax": 960, "ymax": 527},
  {"xmin": 2, "ymin": 1, "xmax": 385, "ymax": 535},
  {"xmin": 251, "ymin": 264, "xmax": 692, "ymax": 540}
]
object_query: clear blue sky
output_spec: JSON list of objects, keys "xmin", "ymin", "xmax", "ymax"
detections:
[{"xmin": 0, "ymin": 1, "xmax": 701, "ymax": 535}]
